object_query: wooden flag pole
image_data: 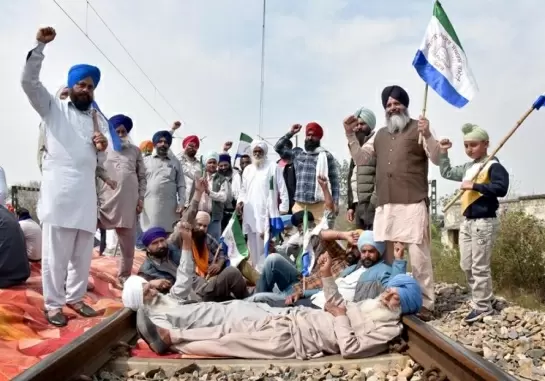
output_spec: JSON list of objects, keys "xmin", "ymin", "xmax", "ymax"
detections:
[
  {"xmin": 442, "ymin": 106, "xmax": 535, "ymax": 213},
  {"xmin": 418, "ymin": 84, "xmax": 429, "ymax": 145}
]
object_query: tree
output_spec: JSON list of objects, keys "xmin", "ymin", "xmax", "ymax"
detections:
[{"xmin": 8, "ymin": 180, "xmax": 41, "ymax": 221}]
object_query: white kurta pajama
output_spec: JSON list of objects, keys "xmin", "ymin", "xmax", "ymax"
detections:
[
  {"xmin": 237, "ymin": 159, "xmax": 288, "ymax": 272},
  {"xmin": 21, "ymin": 41, "xmax": 110, "ymax": 310}
]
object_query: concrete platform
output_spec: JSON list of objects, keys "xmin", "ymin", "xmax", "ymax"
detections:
[{"xmin": 106, "ymin": 353, "xmax": 408, "ymax": 375}]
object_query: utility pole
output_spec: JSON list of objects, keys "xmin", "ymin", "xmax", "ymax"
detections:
[{"xmin": 295, "ymin": 135, "xmax": 299, "ymax": 147}]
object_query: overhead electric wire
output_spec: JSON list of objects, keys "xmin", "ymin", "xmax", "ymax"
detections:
[
  {"xmin": 86, "ymin": 1, "xmax": 185, "ymax": 121},
  {"xmin": 52, "ymin": 0, "xmax": 171, "ymax": 125}
]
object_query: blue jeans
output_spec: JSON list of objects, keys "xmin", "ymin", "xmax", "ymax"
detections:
[
  {"xmin": 135, "ymin": 217, "xmax": 145, "ymax": 249},
  {"xmin": 207, "ymin": 220, "xmax": 222, "ymax": 243},
  {"xmin": 256, "ymin": 253, "xmax": 300, "ymax": 293}
]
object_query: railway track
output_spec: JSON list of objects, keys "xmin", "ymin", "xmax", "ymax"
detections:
[{"xmin": 13, "ymin": 308, "xmax": 518, "ymax": 381}]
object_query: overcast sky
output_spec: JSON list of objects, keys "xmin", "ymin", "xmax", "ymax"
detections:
[{"xmin": 1, "ymin": 0, "xmax": 544, "ymax": 199}]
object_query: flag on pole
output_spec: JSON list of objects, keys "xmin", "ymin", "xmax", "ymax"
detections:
[
  {"xmin": 219, "ymin": 214, "xmax": 248, "ymax": 268},
  {"xmin": 533, "ymin": 93, "xmax": 545, "ymax": 110},
  {"xmin": 235, "ymin": 133, "xmax": 253, "ymax": 159},
  {"xmin": 297, "ymin": 208, "xmax": 329, "ymax": 276},
  {"xmin": 263, "ymin": 174, "xmax": 284, "ymax": 257},
  {"xmin": 412, "ymin": 1, "xmax": 478, "ymax": 108}
]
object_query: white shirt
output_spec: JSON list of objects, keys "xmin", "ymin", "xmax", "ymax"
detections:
[
  {"xmin": 310, "ymin": 267, "xmax": 366, "ymax": 309},
  {"xmin": 21, "ymin": 42, "xmax": 109, "ymax": 233},
  {"xmin": 0, "ymin": 166, "xmax": 7, "ymax": 206},
  {"xmin": 19, "ymin": 219, "xmax": 42, "ymax": 261}
]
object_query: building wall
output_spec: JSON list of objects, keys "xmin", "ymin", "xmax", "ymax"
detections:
[{"xmin": 441, "ymin": 195, "xmax": 545, "ymax": 248}]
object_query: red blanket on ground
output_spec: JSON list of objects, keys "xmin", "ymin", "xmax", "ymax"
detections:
[{"xmin": 0, "ymin": 250, "xmax": 145, "ymax": 381}]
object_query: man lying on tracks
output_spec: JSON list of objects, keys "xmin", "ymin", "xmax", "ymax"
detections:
[
  {"xmin": 123, "ymin": 222, "xmax": 422, "ymax": 360},
  {"xmin": 136, "ymin": 177, "xmax": 258, "ymax": 302}
]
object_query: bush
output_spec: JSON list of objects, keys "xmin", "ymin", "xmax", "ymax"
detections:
[{"xmin": 432, "ymin": 210, "xmax": 545, "ymax": 306}]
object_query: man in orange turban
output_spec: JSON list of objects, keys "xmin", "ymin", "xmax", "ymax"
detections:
[{"xmin": 139, "ymin": 140, "xmax": 154, "ymax": 156}]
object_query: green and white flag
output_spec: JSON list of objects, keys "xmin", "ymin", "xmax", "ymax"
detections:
[
  {"xmin": 220, "ymin": 214, "xmax": 248, "ymax": 268},
  {"xmin": 235, "ymin": 133, "xmax": 253, "ymax": 160},
  {"xmin": 412, "ymin": 1, "xmax": 478, "ymax": 108}
]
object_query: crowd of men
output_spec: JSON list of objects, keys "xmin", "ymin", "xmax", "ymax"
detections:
[{"xmin": 0, "ymin": 25, "xmax": 511, "ymax": 358}]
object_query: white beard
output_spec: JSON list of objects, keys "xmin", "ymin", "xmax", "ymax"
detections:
[
  {"xmin": 252, "ymin": 156, "xmax": 266, "ymax": 168},
  {"xmin": 386, "ymin": 111, "xmax": 411, "ymax": 134},
  {"xmin": 358, "ymin": 297, "xmax": 401, "ymax": 323},
  {"xmin": 120, "ymin": 137, "xmax": 131, "ymax": 149}
]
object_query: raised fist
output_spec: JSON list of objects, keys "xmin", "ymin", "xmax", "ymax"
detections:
[
  {"xmin": 290, "ymin": 124, "xmax": 302, "ymax": 134},
  {"xmin": 36, "ymin": 27, "xmax": 56, "ymax": 44}
]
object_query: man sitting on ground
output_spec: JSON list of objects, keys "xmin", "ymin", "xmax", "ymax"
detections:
[
  {"xmin": 0, "ymin": 205, "xmax": 31, "ymax": 288},
  {"xmin": 17, "ymin": 208, "xmax": 42, "ymax": 262},
  {"xmin": 127, "ymin": 233, "xmax": 421, "ymax": 359},
  {"xmin": 137, "ymin": 178, "xmax": 257, "ymax": 302}
]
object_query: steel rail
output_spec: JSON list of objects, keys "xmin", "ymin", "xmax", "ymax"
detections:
[{"xmin": 13, "ymin": 310, "xmax": 517, "ymax": 381}]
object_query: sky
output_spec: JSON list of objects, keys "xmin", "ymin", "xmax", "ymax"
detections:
[{"xmin": 1, "ymin": 0, "xmax": 544, "ymax": 200}]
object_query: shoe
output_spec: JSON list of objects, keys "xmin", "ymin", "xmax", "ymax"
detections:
[
  {"xmin": 416, "ymin": 307, "xmax": 434, "ymax": 322},
  {"xmin": 68, "ymin": 302, "xmax": 98, "ymax": 317},
  {"xmin": 45, "ymin": 310, "xmax": 68, "ymax": 327},
  {"xmin": 464, "ymin": 308, "xmax": 493, "ymax": 323},
  {"xmin": 136, "ymin": 308, "xmax": 170, "ymax": 355}
]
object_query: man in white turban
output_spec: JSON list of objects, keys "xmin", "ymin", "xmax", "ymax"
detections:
[{"xmin": 235, "ymin": 141, "xmax": 289, "ymax": 272}]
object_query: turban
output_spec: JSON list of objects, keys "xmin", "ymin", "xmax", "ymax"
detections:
[
  {"xmin": 218, "ymin": 153, "xmax": 231, "ymax": 164},
  {"xmin": 203, "ymin": 151, "xmax": 219, "ymax": 164},
  {"xmin": 381, "ymin": 85, "xmax": 410, "ymax": 109},
  {"xmin": 139, "ymin": 140, "xmax": 153, "ymax": 152},
  {"xmin": 306, "ymin": 122, "xmax": 324, "ymax": 140},
  {"xmin": 122, "ymin": 275, "xmax": 148, "ymax": 311},
  {"xmin": 141, "ymin": 227, "xmax": 168, "ymax": 247},
  {"xmin": 67, "ymin": 64, "xmax": 101, "ymax": 89},
  {"xmin": 291, "ymin": 210, "xmax": 314, "ymax": 227},
  {"xmin": 387, "ymin": 274, "xmax": 423, "ymax": 315},
  {"xmin": 196, "ymin": 211, "xmax": 211, "ymax": 225},
  {"xmin": 357, "ymin": 230, "xmax": 386, "ymax": 256},
  {"xmin": 109, "ymin": 114, "xmax": 133, "ymax": 133},
  {"xmin": 462, "ymin": 123, "xmax": 489, "ymax": 141},
  {"xmin": 354, "ymin": 107, "xmax": 377, "ymax": 131},
  {"xmin": 152, "ymin": 130, "xmax": 172, "ymax": 146},
  {"xmin": 183, "ymin": 135, "xmax": 200, "ymax": 149},
  {"xmin": 17, "ymin": 208, "xmax": 32, "ymax": 221},
  {"xmin": 250, "ymin": 140, "xmax": 268, "ymax": 155}
]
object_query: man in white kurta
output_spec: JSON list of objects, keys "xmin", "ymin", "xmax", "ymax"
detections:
[
  {"xmin": 21, "ymin": 26, "xmax": 109, "ymax": 327},
  {"xmin": 236, "ymin": 141, "xmax": 289, "ymax": 272}
]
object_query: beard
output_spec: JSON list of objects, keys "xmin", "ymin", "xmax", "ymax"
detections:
[
  {"xmin": 386, "ymin": 109, "xmax": 411, "ymax": 134},
  {"xmin": 252, "ymin": 156, "xmax": 265, "ymax": 168},
  {"xmin": 359, "ymin": 298, "xmax": 401, "ymax": 322},
  {"xmin": 156, "ymin": 146, "xmax": 169, "ymax": 156},
  {"xmin": 70, "ymin": 92, "xmax": 93, "ymax": 111},
  {"xmin": 355, "ymin": 130, "xmax": 369, "ymax": 145},
  {"xmin": 120, "ymin": 136, "xmax": 131, "ymax": 148},
  {"xmin": 192, "ymin": 230, "xmax": 207, "ymax": 248},
  {"xmin": 304, "ymin": 139, "xmax": 321, "ymax": 152},
  {"xmin": 361, "ymin": 258, "xmax": 377, "ymax": 269},
  {"xmin": 147, "ymin": 246, "xmax": 169, "ymax": 260}
]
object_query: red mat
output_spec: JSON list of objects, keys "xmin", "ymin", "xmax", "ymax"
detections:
[{"xmin": 0, "ymin": 249, "xmax": 145, "ymax": 380}]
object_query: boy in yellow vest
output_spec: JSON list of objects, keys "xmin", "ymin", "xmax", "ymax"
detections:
[{"xmin": 438, "ymin": 123, "xmax": 509, "ymax": 323}]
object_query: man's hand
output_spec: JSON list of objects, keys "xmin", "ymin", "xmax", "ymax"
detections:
[
  {"xmin": 346, "ymin": 208, "xmax": 355, "ymax": 223},
  {"xmin": 460, "ymin": 180, "xmax": 474, "ymax": 191},
  {"xmin": 93, "ymin": 132, "xmax": 108, "ymax": 151},
  {"xmin": 290, "ymin": 124, "xmax": 302, "ymax": 134},
  {"xmin": 343, "ymin": 115, "xmax": 359, "ymax": 134},
  {"xmin": 172, "ymin": 121, "xmax": 182, "ymax": 131},
  {"xmin": 223, "ymin": 141, "xmax": 233, "ymax": 151},
  {"xmin": 317, "ymin": 175, "xmax": 329, "ymax": 190},
  {"xmin": 105, "ymin": 179, "xmax": 117, "ymax": 190},
  {"xmin": 208, "ymin": 263, "xmax": 222, "ymax": 277},
  {"xmin": 324, "ymin": 301, "xmax": 347, "ymax": 317},
  {"xmin": 149, "ymin": 278, "xmax": 172, "ymax": 291},
  {"xmin": 342, "ymin": 231, "xmax": 359, "ymax": 247},
  {"xmin": 195, "ymin": 177, "xmax": 206, "ymax": 194},
  {"xmin": 318, "ymin": 252, "xmax": 333, "ymax": 277},
  {"xmin": 176, "ymin": 205, "xmax": 184, "ymax": 215},
  {"xmin": 180, "ymin": 221, "xmax": 192, "ymax": 241},
  {"xmin": 136, "ymin": 199, "xmax": 143, "ymax": 214},
  {"xmin": 439, "ymin": 138, "xmax": 452, "ymax": 153},
  {"xmin": 393, "ymin": 241, "xmax": 405, "ymax": 259},
  {"xmin": 417, "ymin": 116, "xmax": 431, "ymax": 139},
  {"xmin": 36, "ymin": 27, "xmax": 56, "ymax": 44},
  {"xmin": 235, "ymin": 201, "xmax": 244, "ymax": 215},
  {"xmin": 285, "ymin": 292, "xmax": 302, "ymax": 305}
]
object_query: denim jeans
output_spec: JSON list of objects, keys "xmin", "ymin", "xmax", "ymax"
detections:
[
  {"xmin": 207, "ymin": 220, "xmax": 222, "ymax": 243},
  {"xmin": 135, "ymin": 216, "xmax": 145, "ymax": 249},
  {"xmin": 256, "ymin": 253, "xmax": 300, "ymax": 294}
]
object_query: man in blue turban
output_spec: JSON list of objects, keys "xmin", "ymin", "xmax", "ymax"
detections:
[
  {"xmin": 21, "ymin": 26, "xmax": 110, "ymax": 326},
  {"xmin": 346, "ymin": 106, "xmax": 378, "ymax": 231},
  {"xmin": 141, "ymin": 130, "xmax": 186, "ymax": 234},
  {"xmin": 98, "ymin": 113, "xmax": 147, "ymax": 284}
]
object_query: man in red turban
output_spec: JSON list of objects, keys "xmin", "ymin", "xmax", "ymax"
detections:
[
  {"xmin": 274, "ymin": 121, "xmax": 340, "ymax": 225},
  {"xmin": 177, "ymin": 135, "xmax": 203, "ymax": 209}
]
